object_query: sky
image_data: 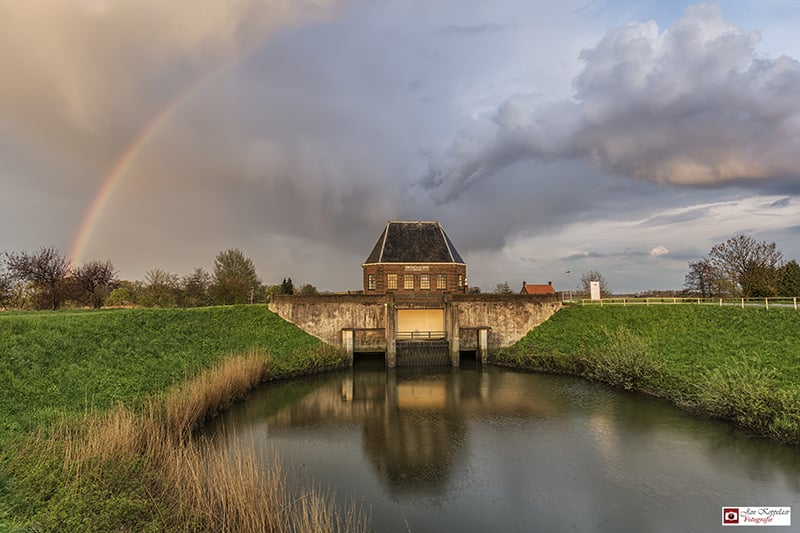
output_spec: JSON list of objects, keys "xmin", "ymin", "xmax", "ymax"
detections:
[{"xmin": 2, "ymin": 0, "xmax": 800, "ymax": 294}]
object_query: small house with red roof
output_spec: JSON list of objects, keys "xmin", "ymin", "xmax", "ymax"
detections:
[{"xmin": 521, "ymin": 281, "xmax": 555, "ymax": 295}]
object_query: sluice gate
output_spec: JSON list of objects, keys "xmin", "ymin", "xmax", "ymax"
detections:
[{"xmin": 395, "ymin": 339, "xmax": 450, "ymax": 366}]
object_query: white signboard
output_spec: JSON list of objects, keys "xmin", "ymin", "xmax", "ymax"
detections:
[{"xmin": 590, "ymin": 281, "xmax": 601, "ymax": 301}]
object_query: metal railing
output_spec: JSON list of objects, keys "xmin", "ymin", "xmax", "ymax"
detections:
[
  {"xmin": 396, "ymin": 331, "xmax": 447, "ymax": 340},
  {"xmin": 577, "ymin": 297, "xmax": 799, "ymax": 309}
]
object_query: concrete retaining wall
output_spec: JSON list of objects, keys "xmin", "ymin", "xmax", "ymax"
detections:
[
  {"xmin": 451, "ymin": 295, "xmax": 562, "ymax": 351},
  {"xmin": 269, "ymin": 295, "xmax": 386, "ymax": 346},
  {"xmin": 269, "ymin": 293, "xmax": 561, "ymax": 359}
]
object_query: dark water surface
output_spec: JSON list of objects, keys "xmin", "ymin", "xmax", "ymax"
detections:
[{"xmin": 205, "ymin": 359, "xmax": 799, "ymax": 532}]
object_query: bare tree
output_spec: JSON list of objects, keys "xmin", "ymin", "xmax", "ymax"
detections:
[
  {"xmin": 72, "ymin": 259, "xmax": 118, "ymax": 308},
  {"xmin": 683, "ymin": 258, "xmax": 724, "ymax": 298},
  {"xmin": 580, "ymin": 270, "xmax": 610, "ymax": 297},
  {"xmin": 708, "ymin": 234, "xmax": 783, "ymax": 297},
  {"xmin": 492, "ymin": 282, "xmax": 512, "ymax": 294},
  {"xmin": 5, "ymin": 247, "xmax": 70, "ymax": 310}
]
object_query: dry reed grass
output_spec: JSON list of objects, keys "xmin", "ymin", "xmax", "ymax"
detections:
[{"xmin": 47, "ymin": 350, "xmax": 369, "ymax": 532}]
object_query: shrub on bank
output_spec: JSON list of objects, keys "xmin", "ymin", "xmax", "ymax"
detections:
[
  {"xmin": 494, "ymin": 305, "xmax": 800, "ymax": 445},
  {"xmin": 580, "ymin": 326, "xmax": 665, "ymax": 391}
]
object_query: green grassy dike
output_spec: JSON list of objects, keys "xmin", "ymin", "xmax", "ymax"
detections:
[
  {"xmin": 0, "ymin": 306, "xmax": 363, "ymax": 532},
  {"xmin": 494, "ymin": 305, "xmax": 800, "ymax": 445}
]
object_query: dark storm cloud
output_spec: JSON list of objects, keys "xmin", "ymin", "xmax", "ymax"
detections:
[
  {"xmin": 422, "ymin": 3, "xmax": 800, "ymax": 204},
  {"xmin": 2, "ymin": 0, "xmax": 605, "ymax": 285},
  {"xmin": 0, "ymin": 1, "xmax": 349, "ymax": 179},
  {"xmin": 0, "ymin": 0, "xmax": 400, "ymax": 281},
  {"xmin": 4, "ymin": 0, "xmax": 799, "ymax": 293}
]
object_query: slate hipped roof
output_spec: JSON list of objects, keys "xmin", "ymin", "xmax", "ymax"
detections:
[{"xmin": 364, "ymin": 221, "xmax": 465, "ymax": 264}]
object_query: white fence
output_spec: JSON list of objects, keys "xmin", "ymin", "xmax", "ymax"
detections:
[{"xmin": 575, "ymin": 297, "xmax": 800, "ymax": 310}]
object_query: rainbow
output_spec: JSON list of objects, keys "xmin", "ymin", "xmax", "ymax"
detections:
[
  {"xmin": 69, "ymin": 96, "xmax": 179, "ymax": 265},
  {"xmin": 69, "ymin": 63, "xmax": 230, "ymax": 266}
]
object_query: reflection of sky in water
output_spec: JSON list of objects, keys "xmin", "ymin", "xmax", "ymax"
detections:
[{"xmin": 205, "ymin": 365, "xmax": 800, "ymax": 533}]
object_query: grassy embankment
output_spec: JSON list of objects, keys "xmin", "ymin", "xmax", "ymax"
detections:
[
  {"xmin": 0, "ymin": 306, "xmax": 368, "ymax": 532},
  {"xmin": 494, "ymin": 305, "xmax": 800, "ymax": 444}
]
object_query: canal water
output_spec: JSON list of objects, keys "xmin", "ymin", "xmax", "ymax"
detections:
[{"xmin": 204, "ymin": 359, "xmax": 799, "ymax": 532}]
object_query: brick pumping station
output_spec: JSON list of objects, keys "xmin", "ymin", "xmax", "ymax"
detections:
[{"xmin": 269, "ymin": 221, "xmax": 560, "ymax": 366}]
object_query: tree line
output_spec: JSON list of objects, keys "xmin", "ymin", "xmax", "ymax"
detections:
[
  {"xmin": 0, "ymin": 247, "xmax": 318, "ymax": 311},
  {"xmin": 684, "ymin": 234, "xmax": 800, "ymax": 298}
]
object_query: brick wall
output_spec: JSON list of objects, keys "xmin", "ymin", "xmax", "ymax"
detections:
[{"xmin": 362, "ymin": 263, "xmax": 467, "ymax": 294}]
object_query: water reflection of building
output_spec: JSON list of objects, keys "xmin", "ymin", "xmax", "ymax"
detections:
[
  {"xmin": 362, "ymin": 371, "xmax": 467, "ymax": 493},
  {"xmin": 257, "ymin": 367, "xmax": 558, "ymax": 494}
]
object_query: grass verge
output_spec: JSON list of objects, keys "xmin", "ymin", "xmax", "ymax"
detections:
[
  {"xmin": 493, "ymin": 305, "xmax": 800, "ymax": 445},
  {"xmin": 0, "ymin": 306, "xmax": 367, "ymax": 531}
]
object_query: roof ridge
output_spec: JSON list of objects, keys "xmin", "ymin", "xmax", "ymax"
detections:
[
  {"xmin": 437, "ymin": 222, "xmax": 455, "ymax": 262},
  {"xmin": 378, "ymin": 222, "xmax": 389, "ymax": 262}
]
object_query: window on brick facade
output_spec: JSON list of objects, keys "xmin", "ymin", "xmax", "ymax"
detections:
[
  {"xmin": 404, "ymin": 274, "xmax": 414, "ymax": 290},
  {"xmin": 387, "ymin": 273, "xmax": 398, "ymax": 290},
  {"xmin": 436, "ymin": 273, "xmax": 447, "ymax": 289},
  {"xmin": 458, "ymin": 274, "xmax": 463, "ymax": 287},
  {"xmin": 368, "ymin": 274, "xmax": 376, "ymax": 290},
  {"xmin": 420, "ymin": 274, "xmax": 430, "ymax": 290}
]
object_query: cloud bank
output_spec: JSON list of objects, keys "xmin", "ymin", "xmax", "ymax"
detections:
[
  {"xmin": 0, "ymin": 0, "xmax": 343, "ymax": 159},
  {"xmin": 423, "ymin": 3, "xmax": 800, "ymax": 203}
]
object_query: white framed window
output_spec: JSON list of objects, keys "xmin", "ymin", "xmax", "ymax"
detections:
[
  {"xmin": 404, "ymin": 274, "xmax": 414, "ymax": 290},
  {"xmin": 420, "ymin": 274, "xmax": 430, "ymax": 290},
  {"xmin": 368, "ymin": 274, "xmax": 376, "ymax": 290},
  {"xmin": 436, "ymin": 273, "xmax": 447, "ymax": 290},
  {"xmin": 387, "ymin": 273, "xmax": 398, "ymax": 290}
]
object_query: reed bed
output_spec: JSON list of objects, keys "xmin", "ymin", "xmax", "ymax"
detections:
[{"xmin": 9, "ymin": 351, "xmax": 369, "ymax": 532}]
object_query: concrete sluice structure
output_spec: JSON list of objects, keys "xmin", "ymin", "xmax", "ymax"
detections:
[
  {"xmin": 269, "ymin": 292, "xmax": 561, "ymax": 367},
  {"xmin": 268, "ymin": 221, "xmax": 561, "ymax": 367}
]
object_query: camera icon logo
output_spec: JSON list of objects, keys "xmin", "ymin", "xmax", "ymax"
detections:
[{"xmin": 723, "ymin": 508, "xmax": 739, "ymax": 524}]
